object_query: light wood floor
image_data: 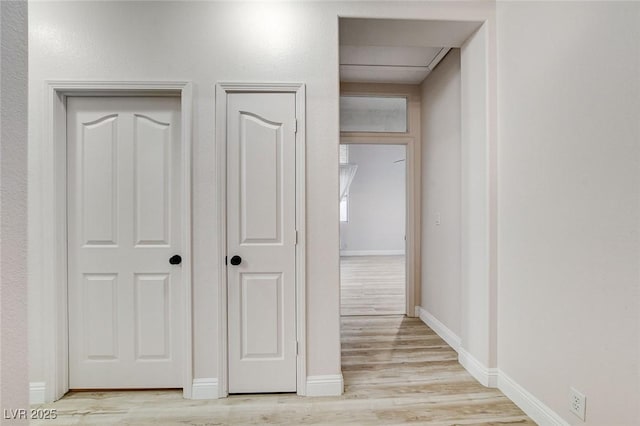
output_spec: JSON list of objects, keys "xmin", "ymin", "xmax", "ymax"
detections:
[
  {"xmin": 341, "ymin": 255, "xmax": 406, "ymax": 316},
  {"xmin": 32, "ymin": 316, "xmax": 533, "ymax": 425}
]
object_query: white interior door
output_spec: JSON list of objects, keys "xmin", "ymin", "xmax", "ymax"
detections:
[
  {"xmin": 68, "ymin": 96, "xmax": 183, "ymax": 389},
  {"xmin": 227, "ymin": 92, "xmax": 297, "ymax": 393}
]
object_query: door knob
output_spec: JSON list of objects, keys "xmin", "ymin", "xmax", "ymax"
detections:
[
  {"xmin": 169, "ymin": 254, "xmax": 182, "ymax": 265},
  {"xmin": 230, "ymin": 255, "xmax": 242, "ymax": 266}
]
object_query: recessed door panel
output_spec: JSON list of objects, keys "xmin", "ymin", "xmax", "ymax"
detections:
[
  {"xmin": 134, "ymin": 114, "xmax": 170, "ymax": 247},
  {"xmin": 68, "ymin": 96, "xmax": 182, "ymax": 389},
  {"xmin": 227, "ymin": 92, "xmax": 297, "ymax": 394},
  {"xmin": 81, "ymin": 115, "xmax": 118, "ymax": 246},
  {"xmin": 240, "ymin": 113, "xmax": 282, "ymax": 245},
  {"xmin": 240, "ymin": 273, "xmax": 283, "ymax": 359},
  {"xmin": 83, "ymin": 274, "xmax": 118, "ymax": 360},
  {"xmin": 134, "ymin": 274, "xmax": 170, "ymax": 360}
]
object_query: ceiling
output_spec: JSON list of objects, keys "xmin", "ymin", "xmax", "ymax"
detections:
[
  {"xmin": 340, "ymin": 45, "xmax": 449, "ymax": 84},
  {"xmin": 339, "ymin": 18, "xmax": 482, "ymax": 84}
]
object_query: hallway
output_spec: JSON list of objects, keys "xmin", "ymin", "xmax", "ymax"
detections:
[
  {"xmin": 31, "ymin": 316, "xmax": 532, "ymax": 425},
  {"xmin": 339, "ymin": 315, "xmax": 532, "ymax": 424}
]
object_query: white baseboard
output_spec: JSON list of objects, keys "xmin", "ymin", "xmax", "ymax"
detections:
[
  {"xmin": 415, "ymin": 306, "xmax": 461, "ymax": 352},
  {"xmin": 305, "ymin": 374, "xmax": 343, "ymax": 396},
  {"xmin": 191, "ymin": 378, "xmax": 219, "ymax": 400},
  {"xmin": 458, "ymin": 348, "xmax": 498, "ymax": 388},
  {"xmin": 498, "ymin": 371, "xmax": 568, "ymax": 426},
  {"xmin": 414, "ymin": 308, "xmax": 565, "ymax": 424},
  {"xmin": 339, "ymin": 250, "xmax": 405, "ymax": 256},
  {"xmin": 414, "ymin": 306, "xmax": 496, "ymax": 388},
  {"xmin": 29, "ymin": 382, "xmax": 46, "ymax": 405}
]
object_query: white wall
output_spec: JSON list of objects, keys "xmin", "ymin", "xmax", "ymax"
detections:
[
  {"xmin": 340, "ymin": 144, "xmax": 406, "ymax": 255},
  {"xmin": 26, "ymin": 1, "xmax": 640, "ymax": 423},
  {"xmin": 1, "ymin": 0, "xmax": 29, "ymax": 419},
  {"xmin": 28, "ymin": 1, "xmax": 496, "ymax": 400},
  {"xmin": 419, "ymin": 49, "xmax": 461, "ymax": 337},
  {"xmin": 459, "ymin": 20, "xmax": 497, "ymax": 375},
  {"xmin": 497, "ymin": 1, "xmax": 640, "ymax": 424},
  {"xmin": 28, "ymin": 0, "xmax": 344, "ymax": 394}
]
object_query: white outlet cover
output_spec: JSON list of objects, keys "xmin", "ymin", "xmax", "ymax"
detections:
[{"xmin": 569, "ymin": 387, "xmax": 586, "ymax": 421}]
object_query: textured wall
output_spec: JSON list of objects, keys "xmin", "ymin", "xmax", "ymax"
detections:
[{"xmin": 1, "ymin": 0, "xmax": 28, "ymax": 422}]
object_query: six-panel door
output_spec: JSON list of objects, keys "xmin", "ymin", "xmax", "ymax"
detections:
[
  {"xmin": 67, "ymin": 97, "xmax": 183, "ymax": 388},
  {"xmin": 226, "ymin": 93, "xmax": 298, "ymax": 393}
]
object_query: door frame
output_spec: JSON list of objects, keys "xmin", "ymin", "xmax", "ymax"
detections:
[
  {"xmin": 215, "ymin": 82, "xmax": 307, "ymax": 397},
  {"xmin": 41, "ymin": 81, "xmax": 193, "ymax": 401},
  {"xmin": 339, "ymin": 136, "xmax": 418, "ymax": 317},
  {"xmin": 339, "ymin": 83, "xmax": 422, "ymax": 317}
]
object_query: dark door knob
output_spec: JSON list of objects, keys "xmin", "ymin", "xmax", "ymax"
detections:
[
  {"xmin": 230, "ymin": 255, "xmax": 242, "ymax": 266},
  {"xmin": 169, "ymin": 254, "xmax": 182, "ymax": 265}
]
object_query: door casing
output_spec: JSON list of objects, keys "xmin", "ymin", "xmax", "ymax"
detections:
[
  {"xmin": 339, "ymin": 136, "xmax": 418, "ymax": 316},
  {"xmin": 41, "ymin": 81, "xmax": 193, "ymax": 402},
  {"xmin": 339, "ymin": 83, "xmax": 423, "ymax": 317},
  {"xmin": 215, "ymin": 83, "xmax": 307, "ymax": 397}
]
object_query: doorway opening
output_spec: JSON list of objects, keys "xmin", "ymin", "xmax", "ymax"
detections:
[
  {"xmin": 340, "ymin": 144, "xmax": 407, "ymax": 316},
  {"xmin": 37, "ymin": 81, "xmax": 193, "ymax": 403},
  {"xmin": 338, "ymin": 85, "xmax": 422, "ymax": 318},
  {"xmin": 338, "ymin": 15, "xmax": 497, "ymax": 390}
]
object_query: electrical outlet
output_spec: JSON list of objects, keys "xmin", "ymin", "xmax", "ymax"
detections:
[
  {"xmin": 435, "ymin": 212, "xmax": 441, "ymax": 226},
  {"xmin": 569, "ymin": 387, "xmax": 586, "ymax": 421}
]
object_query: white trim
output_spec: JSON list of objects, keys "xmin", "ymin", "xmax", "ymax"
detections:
[
  {"xmin": 498, "ymin": 371, "xmax": 569, "ymax": 426},
  {"xmin": 415, "ymin": 306, "xmax": 461, "ymax": 352},
  {"xmin": 295, "ymin": 84, "xmax": 308, "ymax": 396},
  {"xmin": 215, "ymin": 82, "xmax": 304, "ymax": 92},
  {"xmin": 415, "ymin": 307, "xmax": 566, "ymax": 424},
  {"xmin": 458, "ymin": 348, "xmax": 498, "ymax": 388},
  {"xmin": 43, "ymin": 80, "xmax": 189, "ymax": 94},
  {"xmin": 215, "ymin": 82, "xmax": 307, "ymax": 397},
  {"xmin": 191, "ymin": 378, "xmax": 219, "ymax": 400},
  {"xmin": 40, "ymin": 81, "xmax": 193, "ymax": 402},
  {"xmin": 179, "ymin": 83, "xmax": 194, "ymax": 399},
  {"xmin": 305, "ymin": 375, "xmax": 344, "ymax": 397},
  {"xmin": 339, "ymin": 249, "xmax": 405, "ymax": 256},
  {"xmin": 29, "ymin": 382, "xmax": 46, "ymax": 405},
  {"xmin": 215, "ymin": 83, "xmax": 228, "ymax": 398}
]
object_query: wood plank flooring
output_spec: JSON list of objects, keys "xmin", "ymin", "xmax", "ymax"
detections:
[
  {"xmin": 32, "ymin": 316, "xmax": 533, "ymax": 425},
  {"xmin": 341, "ymin": 255, "xmax": 406, "ymax": 316}
]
